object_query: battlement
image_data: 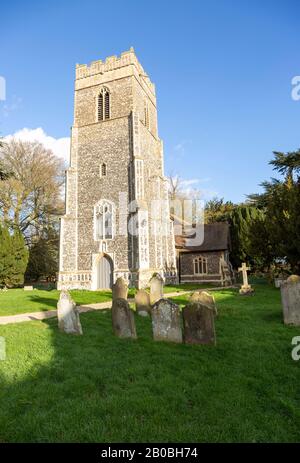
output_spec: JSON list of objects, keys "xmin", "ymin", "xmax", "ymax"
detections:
[{"xmin": 75, "ymin": 47, "xmax": 155, "ymax": 94}]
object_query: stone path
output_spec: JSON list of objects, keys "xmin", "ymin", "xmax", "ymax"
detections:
[{"xmin": 0, "ymin": 286, "xmax": 236, "ymax": 325}]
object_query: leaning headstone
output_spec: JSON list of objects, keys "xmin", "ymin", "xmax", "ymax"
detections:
[
  {"xmin": 281, "ymin": 275, "xmax": 300, "ymax": 326},
  {"xmin": 151, "ymin": 299, "xmax": 182, "ymax": 343},
  {"xmin": 190, "ymin": 291, "xmax": 218, "ymax": 316},
  {"xmin": 57, "ymin": 290, "xmax": 83, "ymax": 335},
  {"xmin": 183, "ymin": 301, "xmax": 216, "ymax": 345},
  {"xmin": 135, "ymin": 289, "xmax": 151, "ymax": 317},
  {"xmin": 112, "ymin": 298, "xmax": 137, "ymax": 339},
  {"xmin": 24, "ymin": 285, "xmax": 34, "ymax": 291},
  {"xmin": 112, "ymin": 277, "xmax": 128, "ymax": 300},
  {"xmin": 150, "ymin": 274, "xmax": 164, "ymax": 305}
]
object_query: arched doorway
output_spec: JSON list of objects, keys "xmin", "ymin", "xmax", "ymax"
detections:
[{"xmin": 97, "ymin": 255, "xmax": 113, "ymax": 289}]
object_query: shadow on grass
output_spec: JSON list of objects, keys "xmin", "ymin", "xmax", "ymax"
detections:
[
  {"xmin": 27, "ymin": 296, "xmax": 58, "ymax": 310},
  {"xmin": 0, "ymin": 284, "xmax": 300, "ymax": 443}
]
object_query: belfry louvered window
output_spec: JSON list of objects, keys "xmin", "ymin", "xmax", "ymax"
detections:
[{"xmin": 97, "ymin": 87, "xmax": 110, "ymax": 121}]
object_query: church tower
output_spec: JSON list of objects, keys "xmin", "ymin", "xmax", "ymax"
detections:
[{"xmin": 58, "ymin": 48, "xmax": 177, "ymax": 290}]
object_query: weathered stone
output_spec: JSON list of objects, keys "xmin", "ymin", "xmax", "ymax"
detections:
[
  {"xmin": 135, "ymin": 289, "xmax": 151, "ymax": 317},
  {"xmin": 281, "ymin": 276, "xmax": 300, "ymax": 325},
  {"xmin": 57, "ymin": 290, "xmax": 83, "ymax": 335},
  {"xmin": 150, "ymin": 274, "xmax": 164, "ymax": 305},
  {"xmin": 151, "ymin": 299, "xmax": 182, "ymax": 343},
  {"xmin": 183, "ymin": 302, "xmax": 216, "ymax": 345},
  {"xmin": 189, "ymin": 291, "xmax": 217, "ymax": 315},
  {"xmin": 238, "ymin": 263, "xmax": 254, "ymax": 295},
  {"xmin": 57, "ymin": 49, "xmax": 177, "ymax": 291},
  {"xmin": 220, "ymin": 257, "xmax": 233, "ymax": 286},
  {"xmin": 24, "ymin": 285, "xmax": 34, "ymax": 291},
  {"xmin": 112, "ymin": 298, "xmax": 137, "ymax": 338},
  {"xmin": 112, "ymin": 277, "xmax": 128, "ymax": 300},
  {"xmin": 287, "ymin": 275, "xmax": 300, "ymax": 284}
]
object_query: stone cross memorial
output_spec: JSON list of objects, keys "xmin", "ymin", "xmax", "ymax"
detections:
[
  {"xmin": 135, "ymin": 289, "xmax": 151, "ymax": 317},
  {"xmin": 281, "ymin": 275, "xmax": 300, "ymax": 326},
  {"xmin": 238, "ymin": 263, "xmax": 254, "ymax": 295},
  {"xmin": 57, "ymin": 290, "xmax": 83, "ymax": 335},
  {"xmin": 183, "ymin": 291, "xmax": 217, "ymax": 345},
  {"xmin": 151, "ymin": 299, "xmax": 182, "ymax": 343},
  {"xmin": 149, "ymin": 274, "xmax": 164, "ymax": 305},
  {"xmin": 112, "ymin": 298, "xmax": 137, "ymax": 339},
  {"xmin": 112, "ymin": 277, "xmax": 128, "ymax": 300}
]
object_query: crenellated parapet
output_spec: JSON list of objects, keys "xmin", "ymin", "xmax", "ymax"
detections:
[{"xmin": 75, "ymin": 47, "xmax": 155, "ymax": 95}]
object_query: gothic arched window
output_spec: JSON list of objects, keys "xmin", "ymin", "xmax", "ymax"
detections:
[
  {"xmin": 94, "ymin": 200, "xmax": 114, "ymax": 240},
  {"xmin": 193, "ymin": 256, "xmax": 208, "ymax": 275},
  {"xmin": 97, "ymin": 87, "xmax": 110, "ymax": 121}
]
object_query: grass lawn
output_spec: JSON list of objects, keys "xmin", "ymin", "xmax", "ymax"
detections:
[
  {"xmin": 0, "ymin": 284, "xmax": 212, "ymax": 316},
  {"xmin": 0, "ymin": 283, "xmax": 300, "ymax": 442},
  {"xmin": 0, "ymin": 289, "xmax": 114, "ymax": 316},
  {"xmin": 163, "ymin": 282, "xmax": 216, "ymax": 293}
]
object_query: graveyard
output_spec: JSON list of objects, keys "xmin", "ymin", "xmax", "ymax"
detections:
[
  {"xmin": 0, "ymin": 279, "xmax": 300, "ymax": 443},
  {"xmin": 1, "ymin": 1, "xmax": 300, "ymax": 449}
]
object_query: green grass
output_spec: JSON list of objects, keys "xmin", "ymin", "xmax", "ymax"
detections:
[
  {"xmin": 164, "ymin": 282, "xmax": 217, "ymax": 293},
  {"xmin": 0, "ymin": 283, "xmax": 300, "ymax": 442},
  {"xmin": 0, "ymin": 289, "xmax": 115, "ymax": 316},
  {"xmin": 0, "ymin": 284, "xmax": 210, "ymax": 317}
]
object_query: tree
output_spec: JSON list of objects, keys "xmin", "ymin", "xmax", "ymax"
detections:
[
  {"xmin": 229, "ymin": 205, "xmax": 266, "ymax": 269},
  {"xmin": 25, "ymin": 226, "xmax": 59, "ymax": 281},
  {"xmin": 9, "ymin": 230, "xmax": 29, "ymax": 286},
  {"xmin": 248, "ymin": 149, "xmax": 300, "ymax": 273},
  {"xmin": 167, "ymin": 174, "xmax": 204, "ymax": 226},
  {"xmin": 0, "ymin": 224, "xmax": 28, "ymax": 287},
  {"xmin": 269, "ymin": 149, "xmax": 300, "ymax": 178},
  {"xmin": 0, "ymin": 139, "xmax": 64, "ymax": 243},
  {"xmin": 0, "ymin": 139, "xmax": 11, "ymax": 180},
  {"xmin": 205, "ymin": 197, "xmax": 236, "ymax": 223},
  {"xmin": 0, "ymin": 138, "xmax": 65, "ymax": 281},
  {"xmin": 0, "ymin": 223, "xmax": 13, "ymax": 286}
]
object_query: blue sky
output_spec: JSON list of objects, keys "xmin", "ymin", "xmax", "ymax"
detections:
[{"xmin": 1, "ymin": 0, "xmax": 300, "ymax": 202}]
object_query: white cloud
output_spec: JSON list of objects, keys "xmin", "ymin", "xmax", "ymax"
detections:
[
  {"xmin": 180, "ymin": 178, "xmax": 200, "ymax": 187},
  {"xmin": 4, "ymin": 127, "xmax": 70, "ymax": 164}
]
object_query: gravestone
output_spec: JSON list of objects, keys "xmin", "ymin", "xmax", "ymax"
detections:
[
  {"xmin": 151, "ymin": 299, "xmax": 182, "ymax": 343},
  {"xmin": 112, "ymin": 298, "xmax": 137, "ymax": 339},
  {"xmin": 238, "ymin": 263, "xmax": 254, "ymax": 295},
  {"xmin": 150, "ymin": 274, "xmax": 164, "ymax": 305},
  {"xmin": 57, "ymin": 290, "xmax": 83, "ymax": 335},
  {"xmin": 112, "ymin": 277, "xmax": 128, "ymax": 300},
  {"xmin": 24, "ymin": 285, "xmax": 34, "ymax": 291},
  {"xmin": 281, "ymin": 275, "xmax": 300, "ymax": 326},
  {"xmin": 183, "ymin": 301, "xmax": 216, "ymax": 345},
  {"xmin": 189, "ymin": 290, "xmax": 218, "ymax": 316},
  {"xmin": 135, "ymin": 289, "xmax": 151, "ymax": 317}
]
